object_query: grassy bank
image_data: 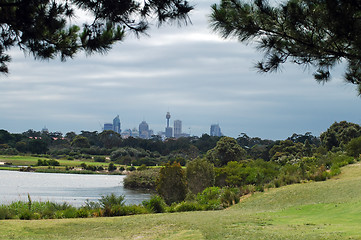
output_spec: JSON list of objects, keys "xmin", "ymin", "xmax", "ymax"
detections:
[
  {"xmin": 1, "ymin": 163, "xmax": 361, "ymax": 239},
  {"xmin": 0, "ymin": 155, "xmax": 125, "ymax": 174},
  {"xmin": 0, "ymin": 155, "xmax": 109, "ymax": 167}
]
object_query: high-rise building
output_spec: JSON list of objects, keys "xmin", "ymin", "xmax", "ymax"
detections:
[
  {"xmin": 210, "ymin": 124, "xmax": 222, "ymax": 137},
  {"xmin": 41, "ymin": 126, "xmax": 49, "ymax": 133},
  {"xmin": 139, "ymin": 121, "xmax": 150, "ymax": 139},
  {"xmin": 113, "ymin": 115, "xmax": 121, "ymax": 134},
  {"xmin": 104, "ymin": 123, "xmax": 113, "ymax": 131},
  {"xmin": 174, "ymin": 120, "xmax": 182, "ymax": 138},
  {"xmin": 165, "ymin": 112, "xmax": 173, "ymax": 138}
]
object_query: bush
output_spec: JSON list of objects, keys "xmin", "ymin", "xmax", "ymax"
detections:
[
  {"xmin": 186, "ymin": 158, "xmax": 215, "ymax": 194},
  {"xmin": 108, "ymin": 163, "xmax": 117, "ymax": 171},
  {"xmin": 174, "ymin": 201, "xmax": 203, "ymax": 212},
  {"xmin": 110, "ymin": 205, "xmax": 148, "ymax": 216},
  {"xmin": 19, "ymin": 209, "xmax": 34, "ymax": 220},
  {"xmin": 124, "ymin": 168, "xmax": 159, "ymax": 190},
  {"xmin": 137, "ymin": 164, "xmax": 148, "ymax": 171},
  {"xmin": 55, "ymin": 208, "xmax": 78, "ymax": 219},
  {"xmin": 220, "ymin": 188, "xmax": 240, "ymax": 207},
  {"xmin": 142, "ymin": 195, "xmax": 166, "ymax": 213},
  {"xmin": 0, "ymin": 206, "xmax": 12, "ymax": 219},
  {"xmin": 76, "ymin": 208, "xmax": 90, "ymax": 218},
  {"xmin": 99, "ymin": 194, "xmax": 125, "ymax": 208},
  {"xmin": 37, "ymin": 159, "xmax": 60, "ymax": 166},
  {"xmin": 94, "ymin": 156, "xmax": 106, "ymax": 162},
  {"xmin": 127, "ymin": 166, "xmax": 136, "ymax": 171},
  {"xmin": 156, "ymin": 162, "xmax": 188, "ymax": 205},
  {"xmin": 196, "ymin": 187, "xmax": 221, "ymax": 205}
]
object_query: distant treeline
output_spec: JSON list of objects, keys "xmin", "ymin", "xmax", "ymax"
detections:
[{"xmin": 0, "ymin": 121, "xmax": 360, "ymax": 166}]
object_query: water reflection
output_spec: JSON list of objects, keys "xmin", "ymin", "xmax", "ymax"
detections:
[{"xmin": 0, "ymin": 170, "xmax": 150, "ymax": 207}]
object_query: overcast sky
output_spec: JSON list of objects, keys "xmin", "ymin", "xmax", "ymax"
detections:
[{"xmin": 1, "ymin": 0, "xmax": 360, "ymax": 140}]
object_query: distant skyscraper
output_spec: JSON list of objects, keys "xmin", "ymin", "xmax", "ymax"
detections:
[
  {"xmin": 113, "ymin": 115, "xmax": 121, "ymax": 134},
  {"xmin": 165, "ymin": 112, "xmax": 173, "ymax": 138},
  {"xmin": 210, "ymin": 124, "xmax": 222, "ymax": 137},
  {"xmin": 174, "ymin": 120, "xmax": 182, "ymax": 138},
  {"xmin": 139, "ymin": 121, "xmax": 150, "ymax": 139},
  {"xmin": 104, "ymin": 123, "xmax": 113, "ymax": 131},
  {"xmin": 131, "ymin": 128, "xmax": 139, "ymax": 137},
  {"xmin": 41, "ymin": 126, "xmax": 49, "ymax": 133}
]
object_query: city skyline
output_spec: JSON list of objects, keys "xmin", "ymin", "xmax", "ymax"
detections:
[{"xmin": 101, "ymin": 113, "xmax": 207, "ymax": 139}]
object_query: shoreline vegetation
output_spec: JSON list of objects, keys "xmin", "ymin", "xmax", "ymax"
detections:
[
  {"xmin": 1, "ymin": 163, "xmax": 361, "ymax": 239},
  {"xmin": 0, "ymin": 152, "xmax": 359, "ymax": 220},
  {"xmin": 0, "ymin": 155, "xmax": 130, "ymax": 175}
]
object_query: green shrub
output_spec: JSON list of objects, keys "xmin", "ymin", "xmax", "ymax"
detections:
[
  {"xmin": 220, "ymin": 188, "xmax": 240, "ymax": 207},
  {"xmin": 156, "ymin": 162, "xmax": 188, "ymax": 205},
  {"xmin": 108, "ymin": 162, "xmax": 117, "ymax": 171},
  {"xmin": 94, "ymin": 156, "xmax": 106, "ymax": 162},
  {"xmin": 0, "ymin": 206, "xmax": 12, "ymax": 219},
  {"xmin": 186, "ymin": 158, "xmax": 215, "ymax": 194},
  {"xmin": 330, "ymin": 165, "xmax": 341, "ymax": 176},
  {"xmin": 127, "ymin": 166, "xmax": 136, "ymax": 171},
  {"xmin": 84, "ymin": 200, "xmax": 101, "ymax": 210},
  {"xmin": 137, "ymin": 164, "xmax": 148, "ymax": 171},
  {"xmin": 99, "ymin": 193, "xmax": 125, "ymax": 216},
  {"xmin": 196, "ymin": 187, "xmax": 221, "ymax": 205},
  {"xmin": 142, "ymin": 195, "xmax": 166, "ymax": 213},
  {"xmin": 76, "ymin": 208, "xmax": 90, "ymax": 218},
  {"xmin": 201, "ymin": 200, "xmax": 223, "ymax": 210},
  {"xmin": 99, "ymin": 194, "xmax": 125, "ymax": 208},
  {"xmin": 111, "ymin": 205, "xmax": 148, "ymax": 216},
  {"xmin": 346, "ymin": 136, "xmax": 361, "ymax": 158},
  {"xmin": 124, "ymin": 168, "xmax": 159, "ymax": 190},
  {"xmin": 174, "ymin": 201, "xmax": 203, "ymax": 212},
  {"xmin": 37, "ymin": 159, "xmax": 60, "ymax": 166},
  {"xmin": 19, "ymin": 209, "xmax": 34, "ymax": 220}
]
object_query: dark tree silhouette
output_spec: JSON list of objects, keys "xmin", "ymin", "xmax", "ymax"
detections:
[
  {"xmin": 0, "ymin": 0, "xmax": 193, "ymax": 74},
  {"xmin": 211, "ymin": 0, "xmax": 361, "ymax": 94}
]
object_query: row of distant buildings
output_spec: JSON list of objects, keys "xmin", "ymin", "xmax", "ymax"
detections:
[{"xmin": 103, "ymin": 113, "xmax": 223, "ymax": 139}]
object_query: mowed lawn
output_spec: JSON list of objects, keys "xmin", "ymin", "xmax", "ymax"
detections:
[
  {"xmin": 1, "ymin": 163, "xmax": 361, "ymax": 239},
  {"xmin": 0, "ymin": 155, "xmax": 110, "ymax": 168}
]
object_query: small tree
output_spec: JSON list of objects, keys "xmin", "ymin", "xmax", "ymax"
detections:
[
  {"xmin": 108, "ymin": 162, "xmax": 117, "ymax": 172},
  {"xmin": 186, "ymin": 158, "xmax": 215, "ymax": 194},
  {"xmin": 205, "ymin": 137, "xmax": 247, "ymax": 167},
  {"xmin": 27, "ymin": 138, "xmax": 48, "ymax": 154},
  {"xmin": 156, "ymin": 162, "xmax": 187, "ymax": 205},
  {"xmin": 346, "ymin": 136, "xmax": 361, "ymax": 158},
  {"xmin": 71, "ymin": 136, "xmax": 90, "ymax": 148}
]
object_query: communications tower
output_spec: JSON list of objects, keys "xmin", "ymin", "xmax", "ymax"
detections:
[{"xmin": 165, "ymin": 112, "xmax": 173, "ymax": 138}]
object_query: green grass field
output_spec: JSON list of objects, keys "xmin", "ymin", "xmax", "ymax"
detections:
[
  {"xmin": 0, "ymin": 155, "xmax": 112, "ymax": 170},
  {"xmin": 1, "ymin": 163, "xmax": 361, "ymax": 239}
]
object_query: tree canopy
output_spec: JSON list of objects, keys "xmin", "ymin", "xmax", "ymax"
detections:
[
  {"xmin": 210, "ymin": 0, "xmax": 361, "ymax": 94},
  {"xmin": 320, "ymin": 121, "xmax": 361, "ymax": 150},
  {"xmin": 205, "ymin": 136, "xmax": 247, "ymax": 167},
  {"xmin": 0, "ymin": 0, "xmax": 193, "ymax": 74}
]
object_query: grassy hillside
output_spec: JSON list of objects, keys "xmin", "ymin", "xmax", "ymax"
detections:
[{"xmin": 1, "ymin": 163, "xmax": 361, "ymax": 239}]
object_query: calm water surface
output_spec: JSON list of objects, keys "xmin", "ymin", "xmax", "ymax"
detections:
[{"xmin": 0, "ymin": 170, "xmax": 150, "ymax": 207}]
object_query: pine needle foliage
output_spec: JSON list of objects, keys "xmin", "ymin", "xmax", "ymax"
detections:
[
  {"xmin": 210, "ymin": 0, "xmax": 361, "ymax": 94},
  {"xmin": 0, "ymin": 0, "xmax": 193, "ymax": 74}
]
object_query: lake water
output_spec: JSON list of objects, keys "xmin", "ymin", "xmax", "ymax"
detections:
[{"xmin": 0, "ymin": 170, "xmax": 151, "ymax": 207}]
